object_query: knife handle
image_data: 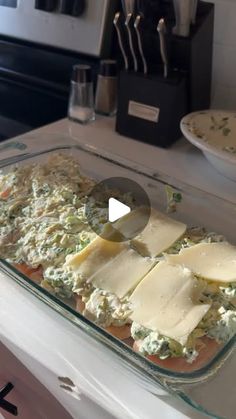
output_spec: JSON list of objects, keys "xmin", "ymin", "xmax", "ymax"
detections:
[
  {"xmin": 113, "ymin": 12, "xmax": 129, "ymax": 71},
  {"xmin": 191, "ymin": 0, "xmax": 198, "ymax": 24},
  {"xmin": 134, "ymin": 15, "xmax": 148, "ymax": 74},
  {"xmin": 157, "ymin": 18, "xmax": 169, "ymax": 78},
  {"xmin": 172, "ymin": 0, "xmax": 192, "ymax": 37},
  {"xmin": 125, "ymin": 13, "xmax": 139, "ymax": 72}
]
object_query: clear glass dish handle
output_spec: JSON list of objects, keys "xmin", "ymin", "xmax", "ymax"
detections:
[
  {"xmin": 0, "ymin": 132, "xmax": 83, "ymax": 166},
  {"xmin": 0, "ymin": 140, "xmax": 29, "ymax": 163},
  {"xmin": 167, "ymin": 345, "xmax": 236, "ymax": 419}
]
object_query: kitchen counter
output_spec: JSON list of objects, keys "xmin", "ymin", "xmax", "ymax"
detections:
[
  {"xmin": 43, "ymin": 116, "xmax": 236, "ymax": 203},
  {"xmin": 0, "ymin": 117, "xmax": 235, "ymax": 419}
]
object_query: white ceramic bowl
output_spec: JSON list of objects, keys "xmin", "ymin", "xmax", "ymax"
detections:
[{"xmin": 180, "ymin": 110, "xmax": 236, "ymax": 181}]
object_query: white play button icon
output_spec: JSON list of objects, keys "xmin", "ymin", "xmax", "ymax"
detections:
[
  {"xmin": 85, "ymin": 176, "xmax": 150, "ymax": 241},
  {"xmin": 108, "ymin": 198, "xmax": 131, "ymax": 222}
]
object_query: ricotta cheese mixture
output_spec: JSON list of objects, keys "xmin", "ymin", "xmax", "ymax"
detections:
[{"xmin": 0, "ymin": 154, "xmax": 97, "ymax": 267}]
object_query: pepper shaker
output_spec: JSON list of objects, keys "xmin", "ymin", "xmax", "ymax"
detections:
[
  {"xmin": 95, "ymin": 60, "xmax": 118, "ymax": 116},
  {"xmin": 68, "ymin": 64, "xmax": 95, "ymax": 124}
]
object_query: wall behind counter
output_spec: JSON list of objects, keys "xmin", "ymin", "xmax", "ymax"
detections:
[{"xmin": 206, "ymin": 0, "xmax": 236, "ymax": 109}]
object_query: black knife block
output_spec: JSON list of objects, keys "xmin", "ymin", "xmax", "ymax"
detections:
[
  {"xmin": 115, "ymin": 1, "xmax": 214, "ymax": 148},
  {"xmin": 116, "ymin": 71, "xmax": 187, "ymax": 147}
]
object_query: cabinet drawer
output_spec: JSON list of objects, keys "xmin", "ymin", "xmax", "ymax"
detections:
[{"xmin": 0, "ymin": 343, "xmax": 71, "ymax": 419}]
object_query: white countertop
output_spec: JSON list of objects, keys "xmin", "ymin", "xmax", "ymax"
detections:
[
  {"xmin": 39, "ymin": 116, "xmax": 236, "ymax": 203},
  {"xmin": 0, "ymin": 116, "xmax": 235, "ymax": 419}
]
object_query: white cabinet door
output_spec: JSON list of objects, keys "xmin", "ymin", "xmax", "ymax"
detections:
[{"xmin": 0, "ymin": 342, "xmax": 72, "ymax": 419}]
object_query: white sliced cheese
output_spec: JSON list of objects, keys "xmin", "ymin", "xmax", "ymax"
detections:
[
  {"xmin": 130, "ymin": 261, "xmax": 210, "ymax": 345},
  {"xmin": 100, "ymin": 223, "xmax": 124, "ymax": 242},
  {"xmin": 65, "ymin": 232, "xmax": 155, "ymax": 298},
  {"xmin": 90, "ymin": 249, "xmax": 155, "ymax": 298},
  {"xmin": 166, "ymin": 242, "xmax": 236, "ymax": 283},
  {"xmin": 113, "ymin": 207, "xmax": 149, "ymax": 238},
  {"xmin": 65, "ymin": 234, "xmax": 127, "ymax": 279},
  {"xmin": 131, "ymin": 208, "xmax": 186, "ymax": 257}
]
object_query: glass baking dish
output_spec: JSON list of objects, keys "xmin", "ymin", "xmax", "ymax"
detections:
[{"xmin": 0, "ymin": 136, "xmax": 235, "ymax": 418}]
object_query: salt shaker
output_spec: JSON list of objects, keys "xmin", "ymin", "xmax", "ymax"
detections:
[
  {"xmin": 95, "ymin": 60, "xmax": 118, "ymax": 116},
  {"xmin": 68, "ymin": 64, "xmax": 95, "ymax": 124}
]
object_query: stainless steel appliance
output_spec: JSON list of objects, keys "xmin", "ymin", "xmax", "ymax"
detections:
[{"xmin": 0, "ymin": 0, "xmax": 117, "ymax": 141}]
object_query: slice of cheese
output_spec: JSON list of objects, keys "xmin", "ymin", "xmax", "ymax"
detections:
[
  {"xmin": 90, "ymin": 249, "xmax": 155, "ymax": 298},
  {"xmin": 65, "ymin": 229, "xmax": 155, "ymax": 298},
  {"xmin": 166, "ymin": 242, "xmax": 236, "ymax": 283},
  {"xmin": 130, "ymin": 261, "xmax": 210, "ymax": 345},
  {"xmin": 130, "ymin": 208, "xmax": 186, "ymax": 257},
  {"xmin": 113, "ymin": 207, "xmax": 149, "ymax": 238},
  {"xmin": 100, "ymin": 223, "xmax": 124, "ymax": 242},
  {"xmin": 65, "ymin": 234, "xmax": 126, "ymax": 279}
]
